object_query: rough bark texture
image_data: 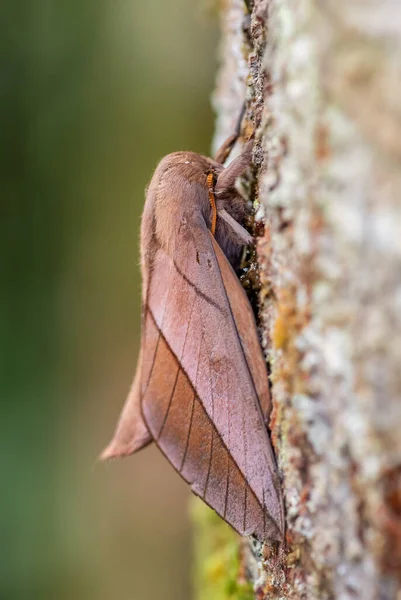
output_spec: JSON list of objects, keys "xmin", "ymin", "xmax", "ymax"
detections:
[{"xmin": 195, "ymin": 1, "xmax": 401, "ymax": 599}]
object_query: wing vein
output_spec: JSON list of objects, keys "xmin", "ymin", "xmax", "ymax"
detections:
[
  {"xmin": 243, "ymin": 485, "xmax": 248, "ymax": 534},
  {"xmin": 179, "ymin": 392, "xmax": 195, "ymax": 473},
  {"xmin": 223, "ymin": 455, "xmax": 229, "ymax": 519},
  {"xmin": 143, "ymin": 322, "xmax": 161, "ymax": 394},
  {"xmin": 156, "ymin": 365, "xmax": 180, "ymax": 441},
  {"xmin": 204, "ymin": 430, "xmax": 214, "ymax": 497},
  {"xmin": 173, "ymin": 260, "xmax": 226, "ymax": 315},
  {"xmin": 180, "ymin": 326, "xmax": 203, "ymax": 473}
]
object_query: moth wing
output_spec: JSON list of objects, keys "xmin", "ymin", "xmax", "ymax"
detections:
[
  {"xmin": 141, "ymin": 216, "xmax": 283, "ymax": 541},
  {"xmin": 101, "ymin": 350, "xmax": 153, "ymax": 459}
]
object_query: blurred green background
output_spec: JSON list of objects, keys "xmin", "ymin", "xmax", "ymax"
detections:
[{"xmin": 1, "ymin": 1, "xmax": 218, "ymax": 598}]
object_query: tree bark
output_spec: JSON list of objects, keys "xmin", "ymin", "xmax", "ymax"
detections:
[{"xmin": 194, "ymin": 1, "xmax": 401, "ymax": 598}]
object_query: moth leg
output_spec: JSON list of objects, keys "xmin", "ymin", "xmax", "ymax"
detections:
[
  {"xmin": 214, "ymin": 133, "xmax": 240, "ymax": 165},
  {"xmin": 215, "ymin": 139, "xmax": 253, "ymax": 193},
  {"xmin": 213, "ymin": 103, "xmax": 246, "ymax": 164},
  {"xmin": 218, "ymin": 209, "xmax": 254, "ymax": 245},
  {"xmin": 214, "ymin": 139, "xmax": 254, "ymax": 245}
]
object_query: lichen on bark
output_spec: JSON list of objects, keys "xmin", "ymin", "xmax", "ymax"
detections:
[{"xmin": 194, "ymin": 1, "xmax": 401, "ymax": 599}]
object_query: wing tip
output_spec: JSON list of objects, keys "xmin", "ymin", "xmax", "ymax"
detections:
[
  {"xmin": 99, "ymin": 436, "xmax": 152, "ymax": 461},
  {"xmin": 99, "ymin": 439, "xmax": 129, "ymax": 461}
]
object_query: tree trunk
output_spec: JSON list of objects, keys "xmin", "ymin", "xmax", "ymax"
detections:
[{"xmin": 193, "ymin": 1, "xmax": 401, "ymax": 598}]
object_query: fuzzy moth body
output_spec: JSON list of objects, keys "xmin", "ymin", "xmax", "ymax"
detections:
[{"xmin": 102, "ymin": 136, "xmax": 284, "ymax": 543}]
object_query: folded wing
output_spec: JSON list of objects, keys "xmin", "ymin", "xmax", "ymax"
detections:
[{"xmin": 141, "ymin": 214, "xmax": 283, "ymax": 541}]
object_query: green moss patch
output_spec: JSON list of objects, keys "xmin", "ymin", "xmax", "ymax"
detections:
[{"xmin": 191, "ymin": 498, "xmax": 254, "ymax": 600}]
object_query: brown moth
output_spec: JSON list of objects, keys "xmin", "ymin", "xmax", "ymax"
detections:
[{"xmin": 102, "ymin": 130, "xmax": 284, "ymax": 543}]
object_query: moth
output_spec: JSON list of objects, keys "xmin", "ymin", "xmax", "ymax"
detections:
[{"xmin": 102, "ymin": 128, "xmax": 284, "ymax": 543}]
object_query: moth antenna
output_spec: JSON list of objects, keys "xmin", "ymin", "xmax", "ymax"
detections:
[{"xmin": 207, "ymin": 172, "xmax": 217, "ymax": 236}]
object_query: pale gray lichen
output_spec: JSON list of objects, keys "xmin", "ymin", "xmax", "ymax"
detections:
[{"xmin": 205, "ymin": 0, "xmax": 401, "ymax": 598}]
